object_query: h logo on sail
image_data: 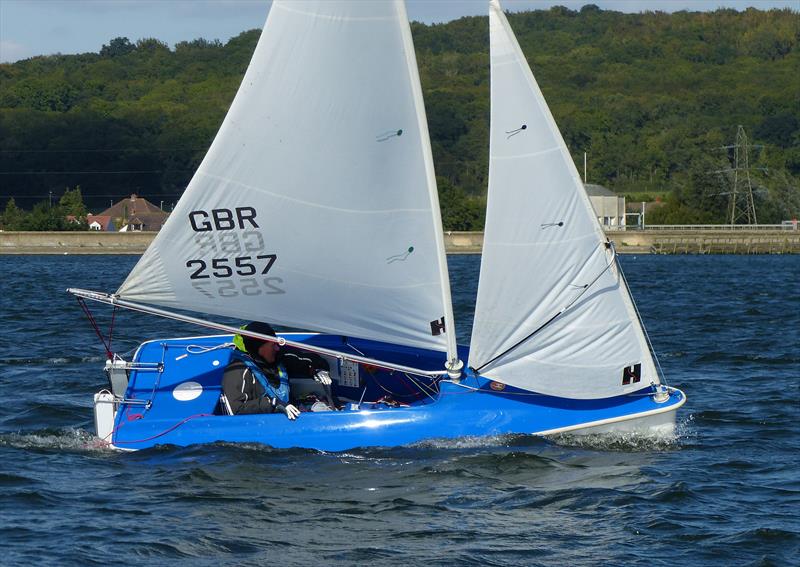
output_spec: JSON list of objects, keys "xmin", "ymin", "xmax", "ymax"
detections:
[
  {"xmin": 430, "ymin": 317, "xmax": 446, "ymax": 336},
  {"xmin": 622, "ymin": 363, "xmax": 642, "ymax": 385}
]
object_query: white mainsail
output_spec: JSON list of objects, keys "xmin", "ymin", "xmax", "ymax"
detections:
[
  {"xmin": 468, "ymin": 0, "xmax": 659, "ymax": 399},
  {"xmin": 117, "ymin": 1, "xmax": 458, "ymax": 362}
]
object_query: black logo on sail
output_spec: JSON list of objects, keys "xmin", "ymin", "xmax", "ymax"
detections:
[
  {"xmin": 622, "ymin": 363, "xmax": 642, "ymax": 385},
  {"xmin": 430, "ymin": 317, "xmax": 446, "ymax": 336}
]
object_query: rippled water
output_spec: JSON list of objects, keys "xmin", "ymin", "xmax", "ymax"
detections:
[{"xmin": 1, "ymin": 254, "xmax": 798, "ymax": 566}]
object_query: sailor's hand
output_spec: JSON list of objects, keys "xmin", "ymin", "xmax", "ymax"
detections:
[
  {"xmin": 284, "ymin": 403, "xmax": 300, "ymax": 420},
  {"xmin": 314, "ymin": 370, "xmax": 332, "ymax": 386}
]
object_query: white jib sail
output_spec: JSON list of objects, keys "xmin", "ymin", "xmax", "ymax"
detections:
[
  {"xmin": 468, "ymin": 0, "xmax": 659, "ymax": 399},
  {"xmin": 117, "ymin": 1, "xmax": 458, "ymax": 361}
]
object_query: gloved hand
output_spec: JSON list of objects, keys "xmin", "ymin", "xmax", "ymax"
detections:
[
  {"xmin": 284, "ymin": 403, "xmax": 300, "ymax": 420},
  {"xmin": 314, "ymin": 370, "xmax": 332, "ymax": 386}
]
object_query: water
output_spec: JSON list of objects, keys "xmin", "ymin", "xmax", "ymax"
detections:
[{"xmin": 1, "ymin": 254, "xmax": 798, "ymax": 566}]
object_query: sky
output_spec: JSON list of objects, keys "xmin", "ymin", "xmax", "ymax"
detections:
[{"xmin": 1, "ymin": 0, "xmax": 797, "ymax": 63}]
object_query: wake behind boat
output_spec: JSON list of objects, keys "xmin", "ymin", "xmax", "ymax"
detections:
[{"xmin": 70, "ymin": 0, "xmax": 684, "ymax": 452}]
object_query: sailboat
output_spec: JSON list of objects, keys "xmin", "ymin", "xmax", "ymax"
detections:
[{"xmin": 70, "ymin": 0, "xmax": 685, "ymax": 451}]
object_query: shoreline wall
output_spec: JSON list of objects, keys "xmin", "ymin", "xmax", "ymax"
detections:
[{"xmin": 1, "ymin": 230, "xmax": 799, "ymax": 255}]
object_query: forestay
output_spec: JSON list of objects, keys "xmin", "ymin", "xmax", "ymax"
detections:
[
  {"xmin": 117, "ymin": 1, "xmax": 458, "ymax": 361},
  {"xmin": 468, "ymin": 0, "xmax": 659, "ymax": 399}
]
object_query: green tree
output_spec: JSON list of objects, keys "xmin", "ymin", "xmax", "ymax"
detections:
[
  {"xmin": 59, "ymin": 186, "xmax": 88, "ymax": 218},
  {"xmin": 100, "ymin": 37, "xmax": 135, "ymax": 58},
  {"xmin": 438, "ymin": 177, "xmax": 485, "ymax": 231},
  {"xmin": 1, "ymin": 198, "xmax": 25, "ymax": 230},
  {"xmin": 18, "ymin": 201, "xmax": 67, "ymax": 231}
]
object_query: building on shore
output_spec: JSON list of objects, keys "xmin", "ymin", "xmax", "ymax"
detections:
[
  {"xmin": 96, "ymin": 194, "xmax": 169, "ymax": 232},
  {"xmin": 585, "ymin": 183, "xmax": 626, "ymax": 229},
  {"xmin": 86, "ymin": 215, "xmax": 115, "ymax": 231}
]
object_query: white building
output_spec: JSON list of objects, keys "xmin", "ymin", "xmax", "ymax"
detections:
[{"xmin": 585, "ymin": 183, "xmax": 626, "ymax": 229}]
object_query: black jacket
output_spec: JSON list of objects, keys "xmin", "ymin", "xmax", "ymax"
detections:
[{"xmin": 221, "ymin": 348, "xmax": 330, "ymax": 415}]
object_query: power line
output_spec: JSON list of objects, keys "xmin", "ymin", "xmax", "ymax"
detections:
[
  {"xmin": 0, "ymin": 193, "xmax": 184, "ymax": 199},
  {"xmin": 0, "ymin": 170, "xmax": 194, "ymax": 175},
  {"xmin": 0, "ymin": 148, "xmax": 207, "ymax": 154}
]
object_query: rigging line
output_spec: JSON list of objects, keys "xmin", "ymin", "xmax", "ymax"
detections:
[
  {"xmin": 75, "ymin": 296, "xmax": 113, "ymax": 359},
  {"xmin": 368, "ymin": 373, "xmax": 423, "ymax": 400},
  {"xmin": 407, "ymin": 375, "xmax": 440, "ymax": 401},
  {"xmin": 395, "ymin": 371, "xmax": 437, "ymax": 399},
  {"xmin": 343, "ymin": 340, "xmax": 437, "ymax": 400},
  {"xmin": 442, "ymin": 379, "xmax": 660, "ymax": 398},
  {"xmin": 615, "ymin": 255, "xmax": 670, "ymax": 388},
  {"xmin": 108, "ymin": 305, "xmax": 117, "ymax": 355},
  {"xmin": 474, "ymin": 242, "xmax": 618, "ymax": 374},
  {"xmin": 67, "ymin": 287, "xmax": 449, "ymax": 378},
  {"xmin": 405, "ymin": 372, "xmax": 440, "ymax": 397},
  {"xmin": 184, "ymin": 343, "xmax": 236, "ymax": 355}
]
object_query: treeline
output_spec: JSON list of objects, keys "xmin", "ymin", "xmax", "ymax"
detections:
[
  {"xmin": 1, "ymin": 187, "xmax": 88, "ymax": 231},
  {"xmin": 0, "ymin": 5, "xmax": 798, "ymax": 228}
]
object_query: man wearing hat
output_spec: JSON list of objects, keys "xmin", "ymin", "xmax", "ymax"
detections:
[{"xmin": 221, "ymin": 321, "xmax": 333, "ymax": 418}]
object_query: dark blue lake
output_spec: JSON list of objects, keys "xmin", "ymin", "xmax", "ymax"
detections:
[{"xmin": 1, "ymin": 254, "xmax": 798, "ymax": 566}]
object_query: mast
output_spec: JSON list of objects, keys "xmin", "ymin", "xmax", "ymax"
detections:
[{"xmin": 395, "ymin": 0, "xmax": 462, "ymax": 376}]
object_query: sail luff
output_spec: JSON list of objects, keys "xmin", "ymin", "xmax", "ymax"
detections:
[
  {"xmin": 394, "ymin": 0, "xmax": 460, "ymax": 370},
  {"xmin": 489, "ymin": 0, "xmax": 607, "ymax": 248}
]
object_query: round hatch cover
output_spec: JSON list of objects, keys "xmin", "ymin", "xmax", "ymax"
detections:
[{"xmin": 173, "ymin": 381, "xmax": 203, "ymax": 401}]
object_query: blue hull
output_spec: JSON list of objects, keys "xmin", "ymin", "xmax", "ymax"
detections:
[{"xmin": 104, "ymin": 334, "xmax": 685, "ymax": 451}]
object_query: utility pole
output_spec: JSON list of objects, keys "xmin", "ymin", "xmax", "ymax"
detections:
[{"xmin": 583, "ymin": 152, "xmax": 587, "ymax": 183}]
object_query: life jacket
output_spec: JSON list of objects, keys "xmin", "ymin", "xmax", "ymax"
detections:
[
  {"xmin": 233, "ymin": 325, "xmax": 248, "ymax": 353},
  {"xmin": 231, "ymin": 350, "xmax": 290, "ymax": 405}
]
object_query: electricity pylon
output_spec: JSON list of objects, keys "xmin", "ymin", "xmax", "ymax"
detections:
[{"xmin": 718, "ymin": 125, "xmax": 761, "ymax": 225}]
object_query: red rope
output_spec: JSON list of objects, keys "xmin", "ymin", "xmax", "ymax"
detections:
[
  {"xmin": 111, "ymin": 413, "xmax": 214, "ymax": 445},
  {"xmin": 107, "ymin": 305, "xmax": 117, "ymax": 355},
  {"xmin": 76, "ymin": 296, "xmax": 114, "ymax": 359}
]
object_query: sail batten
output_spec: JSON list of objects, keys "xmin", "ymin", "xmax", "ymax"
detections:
[
  {"xmin": 117, "ymin": 0, "xmax": 458, "ymax": 359},
  {"xmin": 468, "ymin": 0, "xmax": 659, "ymax": 399},
  {"xmin": 194, "ymin": 172, "xmax": 432, "ymax": 215},
  {"xmin": 491, "ymin": 147, "xmax": 561, "ymax": 160}
]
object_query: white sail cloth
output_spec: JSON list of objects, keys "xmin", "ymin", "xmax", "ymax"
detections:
[
  {"xmin": 468, "ymin": 0, "xmax": 659, "ymax": 399},
  {"xmin": 117, "ymin": 1, "xmax": 457, "ymax": 358}
]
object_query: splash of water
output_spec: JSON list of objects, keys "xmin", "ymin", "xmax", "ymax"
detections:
[
  {"xmin": 0, "ymin": 427, "xmax": 113, "ymax": 453},
  {"xmin": 546, "ymin": 416, "xmax": 693, "ymax": 452},
  {"xmin": 0, "ymin": 355, "xmax": 105, "ymax": 366}
]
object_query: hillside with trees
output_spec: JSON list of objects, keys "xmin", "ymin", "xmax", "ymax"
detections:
[{"xmin": 1, "ymin": 5, "xmax": 798, "ymax": 230}]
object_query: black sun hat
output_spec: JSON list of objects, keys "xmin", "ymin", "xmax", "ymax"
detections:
[{"xmin": 241, "ymin": 321, "xmax": 277, "ymax": 356}]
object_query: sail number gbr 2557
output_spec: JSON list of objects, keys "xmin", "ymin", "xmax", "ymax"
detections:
[
  {"xmin": 185, "ymin": 207, "xmax": 284, "ymax": 297},
  {"xmin": 186, "ymin": 254, "xmax": 276, "ymax": 280}
]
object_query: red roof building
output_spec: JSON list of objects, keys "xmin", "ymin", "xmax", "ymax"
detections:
[{"xmin": 98, "ymin": 194, "xmax": 169, "ymax": 232}]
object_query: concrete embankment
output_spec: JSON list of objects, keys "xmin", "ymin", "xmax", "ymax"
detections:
[
  {"xmin": 1, "ymin": 229, "xmax": 798, "ymax": 255},
  {"xmin": 0, "ymin": 231, "xmax": 154, "ymax": 254},
  {"xmin": 607, "ymin": 229, "xmax": 800, "ymax": 254},
  {"xmin": 444, "ymin": 230, "xmax": 800, "ymax": 254}
]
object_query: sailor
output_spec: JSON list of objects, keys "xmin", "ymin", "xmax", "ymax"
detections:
[{"xmin": 221, "ymin": 321, "xmax": 334, "ymax": 418}]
